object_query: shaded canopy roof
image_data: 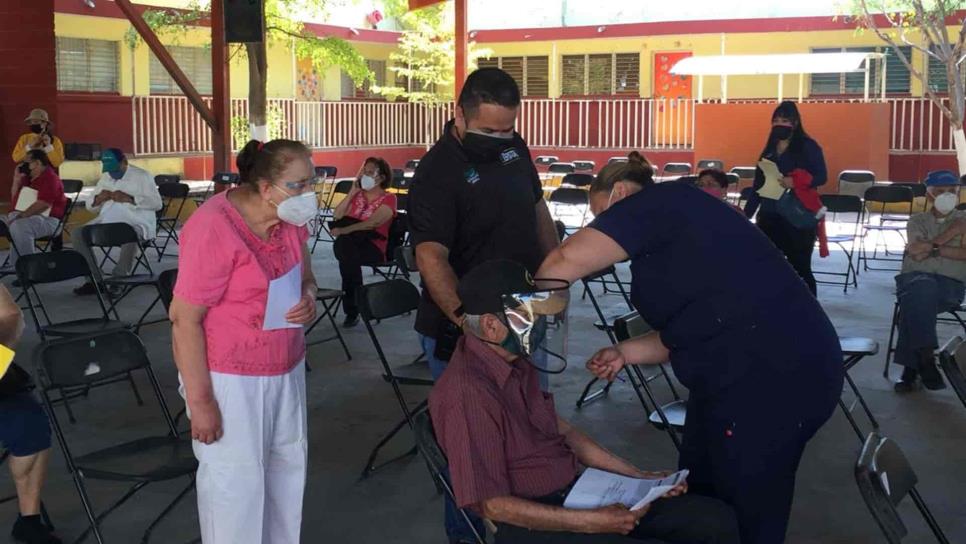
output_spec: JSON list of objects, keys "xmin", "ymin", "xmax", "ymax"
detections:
[{"xmin": 670, "ymin": 52, "xmax": 882, "ymax": 76}]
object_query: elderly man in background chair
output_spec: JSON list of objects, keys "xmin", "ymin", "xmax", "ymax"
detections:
[
  {"xmin": 431, "ymin": 259, "xmax": 739, "ymax": 544},
  {"xmin": 0, "ymin": 284, "xmax": 62, "ymax": 544},
  {"xmin": 73, "ymin": 148, "xmax": 163, "ymax": 296},
  {"xmin": 893, "ymin": 171, "xmax": 966, "ymax": 392}
]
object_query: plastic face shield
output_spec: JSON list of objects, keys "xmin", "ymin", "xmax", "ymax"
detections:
[{"xmin": 501, "ymin": 279, "xmax": 571, "ymax": 373}]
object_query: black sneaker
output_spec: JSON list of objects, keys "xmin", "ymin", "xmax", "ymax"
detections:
[
  {"xmin": 342, "ymin": 314, "xmax": 359, "ymax": 328},
  {"xmin": 73, "ymin": 282, "xmax": 98, "ymax": 296},
  {"xmin": 11, "ymin": 514, "xmax": 62, "ymax": 544},
  {"xmin": 919, "ymin": 359, "xmax": 947, "ymax": 391},
  {"xmin": 894, "ymin": 366, "xmax": 920, "ymax": 393}
]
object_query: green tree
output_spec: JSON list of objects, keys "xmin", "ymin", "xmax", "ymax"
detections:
[
  {"xmin": 851, "ymin": 0, "xmax": 966, "ymax": 173},
  {"xmin": 128, "ymin": 0, "xmax": 372, "ymax": 142}
]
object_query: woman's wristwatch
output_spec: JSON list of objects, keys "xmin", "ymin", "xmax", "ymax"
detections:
[{"xmin": 931, "ymin": 243, "xmax": 941, "ymax": 258}]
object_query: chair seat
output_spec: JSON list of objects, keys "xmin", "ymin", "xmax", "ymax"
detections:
[
  {"xmin": 104, "ymin": 274, "xmax": 159, "ymax": 287},
  {"xmin": 863, "ymin": 225, "xmax": 905, "ymax": 232},
  {"xmin": 75, "ymin": 435, "xmax": 197, "ymax": 482},
  {"xmin": 648, "ymin": 400, "xmax": 687, "ymax": 430},
  {"xmin": 827, "ymin": 235, "xmax": 855, "ymax": 244},
  {"xmin": 317, "ymin": 288, "xmax": 343, "ymax": 301},
  {"xmin": 43, "ymin": 319, "xmax": 130, "ymax": 338},
  {"xmin": 840, "ymin": 337, "xmax": 879, "ymax": 356},
  {"xmin": 881, "ymin": 214, "xmax": 910, "ymax": 222}
]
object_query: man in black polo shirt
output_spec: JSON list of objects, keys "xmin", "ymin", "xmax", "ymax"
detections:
[{"xmin": 408, "ymin": 67, "xmax": 560, "ymax": 543}]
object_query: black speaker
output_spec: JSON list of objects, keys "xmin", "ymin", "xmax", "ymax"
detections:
[{"xmin": 224, "ymin": 0, "xmax": 264, "ymax": 43}]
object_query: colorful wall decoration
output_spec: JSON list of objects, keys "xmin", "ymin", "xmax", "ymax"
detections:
[
  {"xmin": 653, "ymin": 51, "xmax": 692, "ymax": 145},
  {"xmin": 296, "ymin": 58, "xmax": 324, "ymax": 102}
]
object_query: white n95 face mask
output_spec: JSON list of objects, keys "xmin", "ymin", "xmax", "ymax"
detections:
[
  {"xmin": 274, "ymin": 188, "xmax": 318, "ymax": 226},
  {"xmin": 360, "ymin": 175, "xmax": 377, "ymax": 191},
  {"xmin": 934, "ymin": 192, "xmax": 958, "ymax": 216}
]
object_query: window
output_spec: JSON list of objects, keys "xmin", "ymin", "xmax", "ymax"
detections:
[
  {"xmin": 810, "ymin": 46, "xmax": 911, "ymax": 95},
  {"xmin": 560, "ymin": 53, "xmax": 641, "ymax": 96},
  {"xmin": 927, "ymin": 47, "xmax": 966, "ymax": 93},
  {"xmin": 150, "ymin": 46, "xmax": 212, "ymax": 95},
  {"xmin": 56, "ymin": 37, "xmax": 119, "ymax": 93},
  {"xmin": 474, "ymin": 56, "xmax": 549, "ymax": 97},
  {"xmin": 342, "ymin": 59, "xmax": 386, "ymax": 99}
]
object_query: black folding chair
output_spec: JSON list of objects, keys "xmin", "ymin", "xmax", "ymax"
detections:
[
  {"xmin": 305, "ymin": 287, "xmax": 351, "ymax": 362},
  {"xmin": 573, "ymin": 160, "xmax": 595, "ymax": 173},
  {"xmin": 883, "ymin": 301, "xmax": 966, "ymax": 377},
  {"xmin": 35, "ymin": 196, "xmax": 77, "ymax": 254},
  {"xmin": 404, "ymin": 160, "xmax": 420, "ymax": 173},
  {"xmin": 312, "ymin": 179, "xmax": 354, "ymax": 253},
  {"xmin": 55, "ymin": 179, "xmax": 85, "ymax": 249},
  {"xmin": 413, "ymin": 410, "xmax": 487, "ymax": 544},
  {"xmin": 157, "ymin": 268, "xmax": 177, "ymax": 312},
  {"xmin": 358, "ymin": 279, "xmax": 434, "ymax": 478},
  {"xmin": 548, "ymin": 187, "xmax": 590, "ymax": 232},
  {"xmin": 561, "ymin": 173, "xmax": 594, "ymax": 188},
  {"xmin": 697, "ymin": 159, "xmax": 724, "ymax": 171},
  {"xmin": 575, "ymin": 267, "xmax": 634, "ymax": 408},
  {"xmin": 607, "ymin": 156, "xmax": 628, "ymax": 165},
  {"xmin": 150, "ymin": 182, "xmax": 190, "ymax": 261},
  {"xmin": 195, "ymin": 172, "xmax": 237, "ymax": 205},
  {"xmin": 82, "ymin": 223, "xmax": 163, "ymax": 332},
  {"xmin": 838, "ymin": 337, "xmax": 881, "ymax": 441},
  {"xmin": 815, "ymin": 194, "xmax": 864, "ymax": 293},
  {"xmin": 855, "ymin": 431, "xmax": 950, "ymax": 544},
  {"xmin": 860, "ymin": 185, "xmax": 914, "ymax": 271},
  {"xmin": 154, "ymin": 174, "xmax": 180, "ymax": 186},
  {"xmin": 534, "ymin": 155, "xmax": 559, "ymax": 167},
  {"xmin": 661, "ymin": 162, "xmax": 692, "ymax": 178},
  {"xmin": 371, "ymin": 214, "xmax": 410, "ymax": 281},
  {"xmin": 35, "ymin": 331, "xmax": 198, "ymax": 544},
  {"xmin": 838, "ymin": 170, "xmax": 875, "ymax": 199},
  {"xmin": 937, "ymin": 336, "xmax": 966, "ymax": 409},
  {"xmin": 0, "ymin": 221, "xmax": 22, "ymax": 282}
]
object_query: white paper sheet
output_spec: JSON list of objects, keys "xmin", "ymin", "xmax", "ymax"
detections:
[
  {"xmin": 756, "ymin": 159, "xmax": 787, "ymax": 201},
  {"xmin": 262, "ymin": 265, "xmax": 303, "ymax": 331},
  {"xmin": 15, "ymin": 187, "xmax": 51, "ymax": 217},
  {"xmin": 563, "ymin": 468, "xmax": 689, "ymax": 512}
]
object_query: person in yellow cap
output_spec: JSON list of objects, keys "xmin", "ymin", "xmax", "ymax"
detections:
[{"xmin": 11, "ymin": 109, "xmax": 64, "ymax": 201}]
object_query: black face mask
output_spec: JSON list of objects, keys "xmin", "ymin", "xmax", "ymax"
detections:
[
  {"xmin": 462, "ymin": 130, "xmax": 514, "ymax": 163},
  {"xmin": 29, "ymin": 124, "xmax": 43, "ymax": 134},
  {"xmin": 17, "ymin": 162, "xmax": 31, "ymax": 176},
  {"xmin": 770, "ymin": 125, "xmax": 794, "ymax": 141}
]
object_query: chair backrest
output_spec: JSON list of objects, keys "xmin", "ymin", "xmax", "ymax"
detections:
[
  {"xmin": 725, "ymin": 173, "xmax": 740, "ymax": 186},
  {"xmin": 549, "ymin": 187, "xmax": 590, "ymax": 206},
  {"xmin": 547, "ymin": 162, "xmax": 576, "ymax": 175},
  {"xmin": 534, "ymin": 155, "xmax": 559, "ymax": 166},
  {"xmin": 662, "ymin": 162, "xmax": 692, "ymax": 176},
  {"xmin": 357, "ymin": 279, "xmax": 421, "ymax": 321},
  {"xmin": 154, "ymin": 174, "xmax": 180, "ymax": 186},
  {"xmin": 939, "ymin": 336, "xmax": 966, "ymax": 406},
  {"xmin": 82, "ymin": 222, "xmax": 141, "ymax": 248},
  {"xmin": 613, "ymin": 311, "xmax": 652, "ymax": 342},
  {"xmin": 864, "ymin": 185, "xmax": 913, "ymax": 205},
  {"xmin": 573, "ymin": 160, "xmax": 595, "ymax": 172},
  {"xmin": 675, "ymin": 175, "xmax": 698, "ymax": 186},
  {"xmin": 392, "ymin": 168, "xmax": 405, "ymax": 180},
  {"xmin": 608, "ymin": 156, "xmax": 628, "ymax": 165},
  {"xmin": 697, "ymin": 159, "xmax": 724, "ymax": 171},
  {"xmin": 821, "ymin": 194, "xmax": 864, "ymax": 215},
  {"xmin": 839, "ymin": 170, "xmax": 876, "ymax": 184},
  {"xmin": 315, "ymin": 165, "xmax": 337, "ymax": 179},
  {"xmin": 333, "ymin": 179, "xmax": 354, "ymax": 195},
  {"xmin": 395, "ymin": 245, "xmax": 417, "ymax": 274},
  {"xmin": 212, "ymin": 172, "xmax": 239, "ymax": 185},
  {"xmin": 413, "ymin": 409, "xmax": 448, "ymax": 476},
  {"xmin": 855, "ymin": 431, "xmax": 919, "ymax": 543},
  {"xmin": 158, "ymin": 268, "xmax": 178, "ymax": 312},
  {"xmin": 561, "ymin": 173, "xmax": 594, "ymax": 188},
  {"xmin": 391, "ymin": 172, "xmax": 411, "ymax": 191},
  {"xmin": 730, "ymin": 166, "xmax": 757, "ymax": 180},
  {"xmin": 892, "ymin": 182, "xmax": 926, "ymax": 198},
  {"xmin": 385, "ymin": 213, "xmax": 409, "ymax": 261},
  {"xmin": 16, "ymin": 250, "xmax": 93, "ymax": 286},
  {"xmin": 61, "ymin": 179, "xmax": 84, "ymax": 195},
  {"xmin": 36, "ymin": 330, "xmax": 152, "ymax": 389},
  {"xmin": 158, "ymin": 182, "xmax": 190, "ymax": 199},
  {"xmin": 405, "ymin": 159, "xmax": 420, "ymax": 171}
]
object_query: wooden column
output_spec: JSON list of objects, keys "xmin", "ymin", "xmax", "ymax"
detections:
[
  {"xmin": 454, "ymin": 0, "xmax": 468, "ymax": 100},
  {"xmin": 210, "ymin": 0, "xmax": 232, "ymax": 174}
]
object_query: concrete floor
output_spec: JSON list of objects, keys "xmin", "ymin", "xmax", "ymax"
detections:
[{"xmin": 2, "ymin": 234, "xmax": 966, "ymax": 544}]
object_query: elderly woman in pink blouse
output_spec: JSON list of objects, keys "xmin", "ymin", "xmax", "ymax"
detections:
[{"xmin": 170, "ymin": 139, "xmax": 319, "ymax": 543}]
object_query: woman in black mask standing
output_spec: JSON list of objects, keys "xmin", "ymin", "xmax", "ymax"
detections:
[{"xmin": 744, "ymin": 101, "xmax": 827, "ymax": 295}]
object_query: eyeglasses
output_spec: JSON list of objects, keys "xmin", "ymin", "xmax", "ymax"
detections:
[{"xmin": 277, "ymin": 176, "xmax": 316, "ymax": 193}]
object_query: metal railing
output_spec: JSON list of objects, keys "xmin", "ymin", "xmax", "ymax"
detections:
[{"xmin": 130, "ymin": 95, "xmax": 956, "ymax": 156}]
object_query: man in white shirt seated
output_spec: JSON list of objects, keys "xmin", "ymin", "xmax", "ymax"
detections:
[{"xmin": 73, "ymin": 148, "xmax": 163, "ymax": 295}]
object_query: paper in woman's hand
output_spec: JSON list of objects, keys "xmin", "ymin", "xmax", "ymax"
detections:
[
  {"xmin": 263, "ymin": 265, "xmax": 303, "ymax": 330},
  {"xmin": 757, "ymin": 159, "xmax": 786, "ymax": 200}
]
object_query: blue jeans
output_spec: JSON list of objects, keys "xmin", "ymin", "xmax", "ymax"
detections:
[{"xmin": 895, "ymin": 272, "xmax": 966, "ymax": 367}]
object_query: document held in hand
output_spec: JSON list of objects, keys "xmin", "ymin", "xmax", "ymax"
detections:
[
  {"xmin": 563, "ymin": 468, "xmax": 690, "ymax": 511},
  {"xmin": 262, "ymin": 265, "xmax": 303, "ymax": 331},
  {"xmin": 756, "ymin": 159, "xmax": 786, "ymax": 201},
  {"xmin": 15, "ymin": 187, "xmax": 51, "ymax": 217}
]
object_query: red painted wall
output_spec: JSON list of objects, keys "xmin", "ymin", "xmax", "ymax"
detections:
[
  {"xmin": 182, "ymin": 146, "xmax": 427, "ymax": 180},
  {"xmin": 1, "ymin": 0, "xmax": 57, "ymax": 196},
  {"xmin": 57, "ymin": 94, "xmax": 134, "ymax": 153},
  {"xmin": 889, "ymin": 153, "xmax": 959, "ymax": 183}
]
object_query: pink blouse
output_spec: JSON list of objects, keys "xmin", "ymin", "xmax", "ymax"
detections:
[
  {"xmin": 346, "ymin": 191, "xmax": 397, "ymax": 257},
  {"xmin": 174, "ymin": 191, "xmax": 309, "ymax": 376}
]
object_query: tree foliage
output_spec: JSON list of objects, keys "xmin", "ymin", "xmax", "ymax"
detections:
[{"xmin": 850, "ymin": 0, "xmax": 966, "ymax": 125}]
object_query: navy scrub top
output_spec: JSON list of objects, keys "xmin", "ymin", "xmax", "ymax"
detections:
[{"xmin": 589, "ymin": 182, "xmax": 843, "ymax": 401}]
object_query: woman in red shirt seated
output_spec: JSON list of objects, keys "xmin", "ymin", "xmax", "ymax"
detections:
[
  {"xmin": 331, "ymin": 157, "xmax": 398, "ymax": 327},
  {"xmin": 4, "ymin": 149, "xmax": 67, "ymax": 273}
]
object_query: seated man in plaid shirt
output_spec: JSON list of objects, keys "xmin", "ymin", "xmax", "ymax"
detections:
[{"xmin": 429, "ymin": 259, "xmax": 739, "ymax": 544}]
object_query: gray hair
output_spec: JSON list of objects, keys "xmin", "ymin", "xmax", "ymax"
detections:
[{"xmin": 463, "ymin": 314, "xmax": 484, "ymax": 336}]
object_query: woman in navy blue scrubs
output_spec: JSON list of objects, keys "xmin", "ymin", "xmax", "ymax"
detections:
[{"xmin": 536, "ymin": 161, "xmax": 843, "ymax": 544}]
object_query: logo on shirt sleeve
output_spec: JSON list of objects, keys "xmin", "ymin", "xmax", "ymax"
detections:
[
  {"xmin": 464, "ymin": 167, "xmax": 481, "ymax": 185},
  {"xmin": 500, "ymin": 148, "xmax": 520, "ymax": 165}
]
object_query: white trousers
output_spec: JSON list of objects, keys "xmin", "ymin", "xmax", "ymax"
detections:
[{"xmin": 191, "ymin": 362, "xmax": 307, "ymax": 544}]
